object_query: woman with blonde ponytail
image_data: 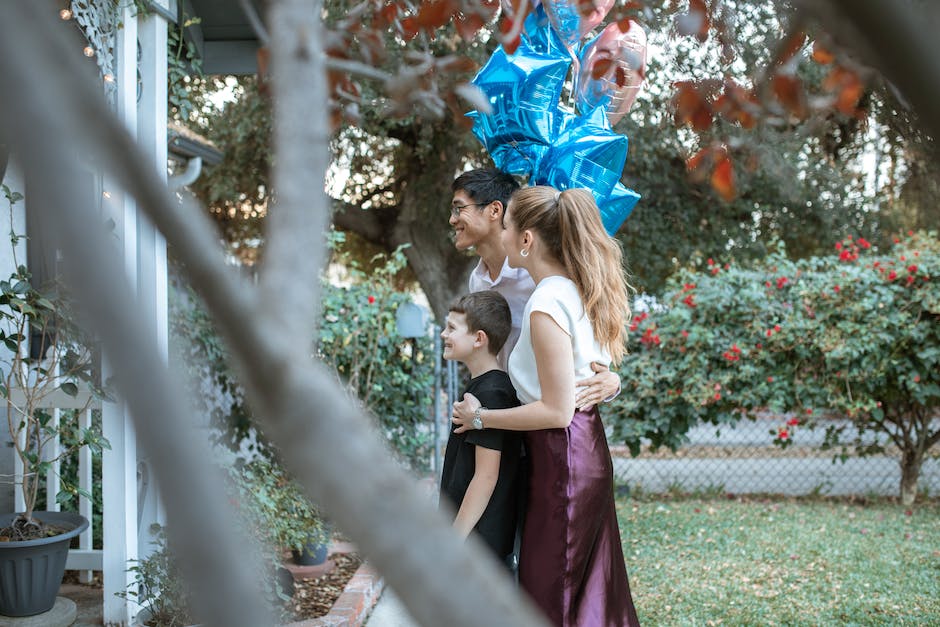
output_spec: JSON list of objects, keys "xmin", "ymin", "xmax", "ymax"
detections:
[{"xmin": 453, "ymin": 186, "xmax": 639, "ymax": 626}]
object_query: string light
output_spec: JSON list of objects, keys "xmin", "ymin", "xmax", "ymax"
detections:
[
  {"xmin": 103, "ymin": 74, "xmax": 114, "ymax": 83},
  {"xmin": 83, "ymin": 46, "xmax": 95, "ymax": 57},
  {"xmin": 59, "ymin": 9, "xmax": 73, "ymax": 20},
  {"xmin": 102, "ymin": 191, "xmax": 111, "ymax": 199}
]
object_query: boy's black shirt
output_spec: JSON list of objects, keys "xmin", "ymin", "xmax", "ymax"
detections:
[{"xmin": 440, "ymin": 369, "xmax": 522, "ymax": 560}]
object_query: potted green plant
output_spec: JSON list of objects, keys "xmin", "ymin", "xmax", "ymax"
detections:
[
  {"xmin": 227, "ymin": 458, "xmax": 330, "ymax": 567},
  {"xmin": 0, "ymin": 184, "xmax": 109, "ymax": 617},
  {"xmin": 121, "ymin": 525, "xmax": 199, "ymax": 627}
]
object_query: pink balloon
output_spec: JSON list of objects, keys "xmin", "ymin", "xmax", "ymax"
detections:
[
  {"xmin": 574, "ymin": 20, "xmax": 647, "ymax": 126},
  {"xmin": 542, "ymin": 0, "xmax": 615, "ymax": 49}
]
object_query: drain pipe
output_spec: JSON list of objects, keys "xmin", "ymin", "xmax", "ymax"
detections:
[{"xmin": 168, "ymin": 156, "xmax": 203, "ymax": 190}]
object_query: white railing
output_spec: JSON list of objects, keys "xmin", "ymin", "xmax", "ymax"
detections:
[{"xmin": 10, "ymin": 387, "xmax": 103, "ymax": 581}]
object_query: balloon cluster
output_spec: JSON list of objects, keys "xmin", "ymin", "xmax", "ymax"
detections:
[{"xmin": 468, "ymin": 2, "xmax": 647, "ymax": 234}]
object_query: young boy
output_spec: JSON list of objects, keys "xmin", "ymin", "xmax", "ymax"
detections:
[{"xmin": 439, "ymin": 291, "xmax": 522, "ymax": 568}]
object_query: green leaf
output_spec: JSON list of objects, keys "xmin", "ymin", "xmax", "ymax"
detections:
[{"xmin": 60, "ymin": 382, "xmax": 79, "ymax": 397}]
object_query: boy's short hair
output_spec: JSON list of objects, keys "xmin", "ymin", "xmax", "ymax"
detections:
[
  {"xmin": 452, "ymin": 169, "xmax": 520, "ymax": 209},
  {"xmin": 449, "ymin": 291, "xmax": 512, "ymax": 356}
]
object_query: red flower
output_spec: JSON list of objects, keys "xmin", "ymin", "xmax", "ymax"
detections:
[
  {"xmin": 773, "ymin": 324, "xmax": 781, "ymax": 332},
  {"xmin": 906, "ymin": 275, "xmax": 915, "ymax": 286},
  {"xmin": 776, "ymin": 276, "xmax": 789, "ymax": 289},
  {"xmin": 833, "ymin": 285, "xmax": 841, "ymax": 293},
  {"xmin": 901, "ymin": 255, "xmax": 907, "ymax": 261},
  {"xmin": 755, "ymin": 343, "xmax": 763, "ymax": 349},
  {"xmin": 857, "ymin": 237, "xmax": 871, "ymax": 249},
  {"xmin": 367, "ymin": 295, "xmax": 376, "ymax": 304},
  {"xmin": 767, "ymin": 376, "xmax": 774, "ymax": 383},
  {"xmin": 712, "ymin": 267, "xmax": 720, "ymax": 275},
  {"xmin": 724, "ymin": 263, "xmax": 730, "ymax": 270},
  {"xmin": 681, "ymin": 330, "xmax": 689, "ymax": 338},
  {"xmin": 787, "ymin": 417, "xmax": 800, "ymax": 426},
  {"xmin": 908, "ymin": 230, "xmax": 914, "ymax": 236},
  {"xmin": 908, "ymin": 264, "xmax": 918, "ymax": 274},
  {"xmin": 805, "ymin": 408, "xmax": 813, "ymax": 415},
  {"xmin": 765, "ymin": 280, "xmax": 772, "ymax": 288},
  {"xmin": 835, "ymin": 242, "xmax": 843, "ymax": 250},
  {"xmin": 914, "ymin": 375, "xmax": 921, "ymax": 383},
  {"xmin": 713, "ymin": 392, "xmax": 721, "ymax": 400},
  {"xmin": 778, "ymin": 428, "xmax": 789, "ymax": 440},
  {"xmin": 683, "ymin": 294, "xmax": 696, "ymax": 308},
  {"xmin": 731, "ymin": 344, "xmax": 741, "ymax": 354},
  {"xmin": 766, "ymin": 329, "xmax": 773, "ymax": 337},
  {"xmin": 683, "ymin": 283, "xmax": 696, "ymax": 291},
  {"xmin": 707, "ymin": 258, "xmax": 715, "ymax": 266},
  {"xmin": 888, "ymin": 270, "xmax": 897, "ymax": 281}
]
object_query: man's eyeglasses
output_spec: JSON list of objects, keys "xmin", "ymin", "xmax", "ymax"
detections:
[{"xmin": 450, "ymin": 202, "xmax": 490, "ymax": 218}]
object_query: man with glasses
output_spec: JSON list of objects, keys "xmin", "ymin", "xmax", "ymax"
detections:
[{"xmin": 450, "ymin": 168, "xmax": 620, "ymax": 409}]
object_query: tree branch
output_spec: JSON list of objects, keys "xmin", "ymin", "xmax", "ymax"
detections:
[
  {"xmin": 331, "ymin": 200, "xmax": 391, "ymax": 245},
  {"xmin": 796, "ymin": 0, "xmax": 940, "ymax": 140},
  {"xmin": 0, "ymin": 5, "xmax": 273, "ymax": 625},
  {"xmin": 0, "ymin": 3, "xmax": 548, "ymax": 626},
  {"xmin": 260, "ymin": 0, "xmax": 332, "ymax": 339}
]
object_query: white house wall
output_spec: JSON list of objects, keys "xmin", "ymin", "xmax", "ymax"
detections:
[{"xmin": 0, "ymin": 158, "xmax": 26, "ymax": 515}]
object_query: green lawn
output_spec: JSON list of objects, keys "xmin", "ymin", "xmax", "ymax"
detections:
[{"xmin": 618, "ymin": 495, "xmax": 940, "ymax": 626}]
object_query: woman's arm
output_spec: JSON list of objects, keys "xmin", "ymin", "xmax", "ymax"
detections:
[
  {"xmin": 453, "ymin": 312, "xmax": 576, "ymax": 432},
  {"xmin": 452, "ymin": 446, "xmax": 500, "ymax": 538}
]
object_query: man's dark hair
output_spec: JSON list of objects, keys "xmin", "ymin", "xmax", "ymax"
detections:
[
  {"xmin": 452, "ymin": 168, "xmax": 520, "ymax": 208},
  {"xmin": 448, "ymin": 291, "xmax": 512, "ymax": 356}
]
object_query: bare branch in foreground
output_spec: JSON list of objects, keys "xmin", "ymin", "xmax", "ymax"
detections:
[
  {"xmin": 260, "ymin": 0, "xmax": 332, "ymax": 338},
  {"xmin": 0, "ymin": 3, "xmax": 547, "ymax": 625},
  {"xmin": 795, "ymin": 0, "xmax": 940, "ymax": 140},
  {"xmin": 0, "ymin": 5, "xmax": 274, "ymax": 625}
]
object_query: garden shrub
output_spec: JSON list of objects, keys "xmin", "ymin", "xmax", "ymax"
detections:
[
  {"xmin": 169, "ymin": 245, "xmax": 435, "ymax": 472},
  {"xmin": 609, "ymin": 231, "xmax": 939, "ymax": 504}
]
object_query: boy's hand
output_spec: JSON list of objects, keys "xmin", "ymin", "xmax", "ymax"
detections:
[
  {"xmin": 452, "ymin": 392, "xmax": 482, "ymax": 434},
  {"xmin": 575, "ymin": 363, "xmax": 621, "ymax": 411}
]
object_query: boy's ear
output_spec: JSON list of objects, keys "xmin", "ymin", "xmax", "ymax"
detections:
[{"xmin": 474, "ymin": 329, "xmax": 489, "ymax": 349}]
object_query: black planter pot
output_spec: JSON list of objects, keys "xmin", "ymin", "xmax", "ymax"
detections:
[
  {"xmin": 291, "ymin": 538, "xmax": 329, "ymax": 566},
  {"xmin": 0, "ymin": 511, "xmax": 89, "ymax": 617}
]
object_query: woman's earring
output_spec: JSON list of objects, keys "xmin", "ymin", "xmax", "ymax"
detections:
[{"xmin": 520, "ymin": 248, "xmax": 529, "ymax": 258}]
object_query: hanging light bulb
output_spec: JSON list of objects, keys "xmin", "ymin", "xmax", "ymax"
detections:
[
  {"xmin": 83, "ymin": 46, "xmax": 94, "ymax": 57},
  {"xmin": 59, "ymin": 8, "xmax": 73, "ymax": 20}
]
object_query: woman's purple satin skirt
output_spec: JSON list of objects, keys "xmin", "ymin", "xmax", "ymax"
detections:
[{"xmin": 520, "ymin": 407, "xmax": 641, "ymax": 626}]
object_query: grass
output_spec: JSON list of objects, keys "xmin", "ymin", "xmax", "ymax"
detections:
[{"xmin": 617, "ymin": 493, "xmax": 940, "ymax": 626}]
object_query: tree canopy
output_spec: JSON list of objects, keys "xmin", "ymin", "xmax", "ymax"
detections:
[{"xmin": 183, "ymin": 0, "xmax": 938, "ymax": 317}]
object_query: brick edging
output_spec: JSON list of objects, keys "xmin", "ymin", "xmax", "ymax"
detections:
[{"xmin": 285, "ymin": 562, "xmax": 384, "ymax": 627}]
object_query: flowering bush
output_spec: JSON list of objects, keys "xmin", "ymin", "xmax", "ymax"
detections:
[
  {"xmin": 171, "ymin": 243, "xmax": 435, "ymax": 472},
  {"xmin": 609, "ymin": 231, "xmax": 939, "ymax": 505},
  {"xmin": 317, "ymin": 245, "xmax": 435, "ymax": 472}
]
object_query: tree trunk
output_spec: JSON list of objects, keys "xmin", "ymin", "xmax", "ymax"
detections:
[{"xmin": 899, "ymin": 445, "xmax": 924, "ymax": 506}]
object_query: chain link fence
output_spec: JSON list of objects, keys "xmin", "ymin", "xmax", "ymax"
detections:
[{"xmin": 609, "ymin": 415, "xmax": 940, "ymax": 498}]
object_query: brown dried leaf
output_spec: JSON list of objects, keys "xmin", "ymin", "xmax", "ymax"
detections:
[
  {"xmin": 812, "ymin": 40, "xmax": 834, "ymax": 65},
  {"xmin": 711, "ymin": 156, "xmax": 735, "ymax": 201},
  {"xmin": 772, "ymin": 74, "xmax": 807, "ymax": 119}
]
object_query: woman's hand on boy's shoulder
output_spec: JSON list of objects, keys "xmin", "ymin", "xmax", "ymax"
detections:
[{"xmin": 452, "ymin": 392, "xmax": 482, "ymax": 434}]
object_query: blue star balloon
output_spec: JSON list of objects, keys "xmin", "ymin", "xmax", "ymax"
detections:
[
  {"xmin": 598, "ymin": 182, "xmax": 641, "ymax": 234},
  {"xmin": 535, "ymin": 107, "xmax": 628, "ymax": 200},
  {"xmin": 468, "ymin": 3, "xmax": 642, "ymax": 233},
  {"xmin": 469, "ymin": 8, "xmax": 571, "ymax": 176}
]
